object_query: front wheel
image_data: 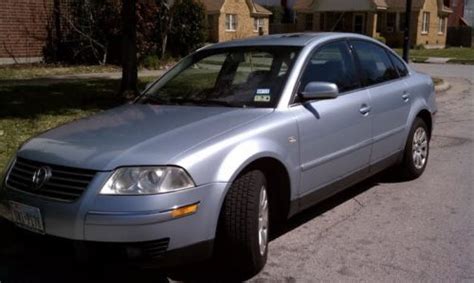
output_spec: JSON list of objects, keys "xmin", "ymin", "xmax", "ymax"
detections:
[
  {"xmin": 398, "ymin": 118, "xmax": 430, "ymax": 179},
  {"xmin": 215, "ymin": 170, "xmax": 269, "ymax": 279}
]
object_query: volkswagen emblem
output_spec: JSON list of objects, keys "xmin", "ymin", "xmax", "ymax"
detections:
[{"xmin": 31, "ymin": 166, "xmax": 52, "ymax": 190}]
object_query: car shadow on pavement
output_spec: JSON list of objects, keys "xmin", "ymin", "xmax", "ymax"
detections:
[
  {"xmin": 0, "ymin": 169, "xmax": 402, "ymax": 283},
  {"xmin": 277, "ymin": 168, "xmax": 404, "ymax": 239}
]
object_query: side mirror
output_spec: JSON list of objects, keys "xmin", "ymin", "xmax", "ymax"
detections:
[{"xmin": 299, "ymin": 82, "xmax": 339, "ymax": 101}]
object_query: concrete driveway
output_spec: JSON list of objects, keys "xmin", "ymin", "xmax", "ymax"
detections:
[{"xmin": 0, "ymin": 63, "xmax": 473, "ymax": 282}]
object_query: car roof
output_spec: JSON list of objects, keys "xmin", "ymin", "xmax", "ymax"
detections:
[{"xmin": 203, "ymin": 32, "xmax": 371, "ymax": 50}]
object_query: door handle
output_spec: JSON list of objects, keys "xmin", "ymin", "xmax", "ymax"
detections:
[
  {"xmin": 360, "ymin": 105, "xmax": 372, "ymax": 115},
  {"xmin": 402, "ymin": 92, "xmax": 410, "ymax": 102}
]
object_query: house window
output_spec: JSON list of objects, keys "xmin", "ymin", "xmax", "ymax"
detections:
[
  {"xmin": 254, "ymin": 17, "xmax": 264, "ymax": 32},
  {"xmin": 305, "ymin": 14, "xmax": 313, "ymax": 30},
  {"xmin": 422, "ymin": 12, "xmax": 430, "ymax": 33},
  {"xmin": 386, "ymin": 12, "xmax": 396, "ymax": 32},
  {"xmin": 376, "ymin": 13, "xmax": 384, "ymax": 33},
  {"xmin": 398, "ymin": 13, "xmax": 406, "ymax": 32},
  {"xmin": 320, "ymin": 13, "xmax": 326, "ymax": 30},
  {"xmin": 438, "ymin": 17, "xmax": 446, "ymax": 34},
  {"xmin": 226, "ymin": 14, "xmax": 238, "ymax": 31}
]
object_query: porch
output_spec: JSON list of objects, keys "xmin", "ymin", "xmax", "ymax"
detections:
[
  {"xmin": 301, "ymin": 11, "xmax": 410, "ymax": 47},
  {"xmin": 313, "ymin": 12, "xmax": 379, "ymax": 37}
]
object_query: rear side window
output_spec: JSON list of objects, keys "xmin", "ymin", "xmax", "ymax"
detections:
[
  {"xmin": 300, "ymin": 41, "xmax": 359, "ymax": 93},
  {"xmin": 351, "ymin": 40, "xmax": 399, "ymax": 86},
  {"xmin": 388, "ymin": 52, "xmax": 409, "ymax": 77}
]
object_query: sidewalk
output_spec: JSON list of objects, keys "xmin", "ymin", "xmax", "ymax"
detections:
[{"xmin": 0, "ymin": 69, "xmax": 166, "ymax": 86}]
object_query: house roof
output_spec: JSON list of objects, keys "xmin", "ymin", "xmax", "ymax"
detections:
[
  {"xmin": 293, "ymin": 0, "xmax": 428, "ymax": 12},
  {"xmin": 200, "ymin": 0, "xmax": 225, "ymax": 13},
  {"xmin": 254, "ymin": 3, "xmax": 273, "ymax": 15},
  {"xmin": 200, "ymin": 0, "xmax": 272, "ymax": 15}
]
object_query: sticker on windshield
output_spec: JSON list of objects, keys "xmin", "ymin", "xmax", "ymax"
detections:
[
  {"xmin": 256, "ymin": 89, "xmax": 271, "ymax": 95},
  {"xmin": 254, "ymin": 89, "xmax": 271, "ymax": 102},
  {"xmin": 254, "ymin": 95, "xmax": 271, "ymax": 102}
]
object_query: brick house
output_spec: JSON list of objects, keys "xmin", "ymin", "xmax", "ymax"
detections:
[
  {"xmin": 448, "ymin": 0, "xmax": 470, "ymax": 26},
  {"xmin": 294, "ymin": 0, "xmax": 453, "ymax": 48},
  {"xmin": 200, "ymin": 0, "xmax": 272, "ymax": 42},
  {"xmin": 446, "ymin": 0, "xmax": 473, "ymax": 47},
  {"xmin": 0, "ymin": 0, "xmax": 56, "ymax": 64}
]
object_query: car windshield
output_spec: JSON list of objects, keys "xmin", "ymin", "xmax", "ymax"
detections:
[{"xmin": 139, "ymin": 46, "xmax": 301, "ymax": 108}]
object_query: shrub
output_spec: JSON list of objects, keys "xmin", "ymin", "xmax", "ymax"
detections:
[
  {"xmin": 415, "ymin": 44, "xmax": 426, "ymax": 50},
  {"xmin": 141, "ymin": 55, "xmax": 161, "ymax": 70},
  {"xmin": 375, "ymin": 36, "xmax": 386, "ymax": 44},
  {"xmin": 168, "ymin": 0, "xmax": 207, "ymax": 57},
  {"xmin": 141, "ymin": 54, "xmax": 176, "ymax": 70}
]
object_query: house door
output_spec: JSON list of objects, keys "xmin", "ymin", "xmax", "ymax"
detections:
[{"xmin": 353, "ymin": 14, "xmax": 366, "ymax": 34}]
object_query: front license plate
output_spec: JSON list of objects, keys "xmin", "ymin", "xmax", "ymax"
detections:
[{"xmin": 9, "ymin": 201, "xmax": 45, "ymax": 234}]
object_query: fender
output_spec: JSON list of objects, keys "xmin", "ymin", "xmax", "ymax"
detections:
[
  {"xmin": 215, "ymin": 138, "xmax": 299, "ymax": 199},
  {"xmin": 403, "ymin": 93, "xmax": 435, "ymax": 144}
]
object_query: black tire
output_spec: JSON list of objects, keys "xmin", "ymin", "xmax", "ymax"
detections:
[
  {"xmin": 399, "ymin": 117, "xmax": 430, "ymax": 180},
  {"xmin": 215, "ymin": 170, "xmax": 268, "ymax": 280}
]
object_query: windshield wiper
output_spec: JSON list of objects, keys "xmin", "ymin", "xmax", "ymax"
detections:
[
  {"xmin": 143, "ymin": 97, "xmax": 238, "ymax": 107},
  {"xmin": 200, "ymin": 99, "xmax": 236, "ymax": 107},
  {"xmin": 143, "ymin": 96, "xmax": 170, "ymax": 105},
  {"xmin": 168, "ymin": 98, "xmax": 237, "ymax": 107}
]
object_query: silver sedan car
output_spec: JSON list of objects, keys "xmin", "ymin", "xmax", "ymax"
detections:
[{"xmin": 0, "ymin": 33, "xmax": 436, "ymax": 279}]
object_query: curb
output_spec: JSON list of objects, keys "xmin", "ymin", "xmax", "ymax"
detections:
[
  {"xmin": 435, "ymin": 81, "xmax": 451, "ymax": 92},
  {"xmin": 412, "ymin": 60, "xmax": 474, "ymax": 65}
]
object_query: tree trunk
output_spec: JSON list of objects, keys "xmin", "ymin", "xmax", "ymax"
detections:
[
  {"xmin": 120, "ymin": 0, "xmax": 138, "ymax": 99},
  {"xmin": 53, "ymin": 0, "xmax": 62, "ymax": 61},
  {"xmin": 161, "ymin": 33, "xmax": 168, "ymax": 59},
  {"xmin": 159, "ymin": 0, "xmax": 172, "ymax": 59}
]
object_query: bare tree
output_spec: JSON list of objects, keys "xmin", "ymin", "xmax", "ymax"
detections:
[
  {"xmin": 51, "ymin": 0, "xmax": 115, "ymax": 65},
  {"xmin": 60, "ymin": 11, "xmax": 109, "ymax": 65},
  {"xmin": 120, "ymin": 0, "xmax": 138, "ymax": 99},
  {"xmin": 157, "ymin": 0, "xmax": 173, "ymax": 59}
]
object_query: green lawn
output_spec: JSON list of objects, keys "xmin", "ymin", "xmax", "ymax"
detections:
[
  {"xmin": 0, "ymin": 77, "xmax": 155, "ymax": 172},
  {"xmin": 0, "ymin": 64, "xmax": 120, "ymax": 80},
  {"xmin": 394, "ymin": 47, "xmax": 474, "ymax": 63}
]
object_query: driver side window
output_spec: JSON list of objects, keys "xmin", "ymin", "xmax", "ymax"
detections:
[{"xmin": 300, "ymin": 41, "xmax": 359, "ymax": 94}]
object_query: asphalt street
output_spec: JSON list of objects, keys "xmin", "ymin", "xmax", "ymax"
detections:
[
  {"xmin": 252, "ymin": 63, "xmax": 474, "ymax": 281},
  {"xmin": 0, "ymin": 63, "xmax": 472, "ymax": 282}
]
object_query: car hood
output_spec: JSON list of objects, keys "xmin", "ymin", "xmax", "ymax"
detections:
[{"xmin": 18, "ymin": 104, "xmax": 273, "ymax": 171}]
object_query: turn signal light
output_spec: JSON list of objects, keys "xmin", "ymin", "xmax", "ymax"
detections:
[{"xmin": 171, "ymin": 203, "xmax": 199, "ymax": 218}]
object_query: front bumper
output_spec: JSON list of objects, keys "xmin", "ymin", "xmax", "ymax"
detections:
[{"xmin": 0, "ymin": 173, "xmax": 228, "ymax": 264}]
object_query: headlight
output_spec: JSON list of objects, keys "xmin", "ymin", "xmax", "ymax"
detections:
[{"xmin": 100, "ymin": 167, "xmax": 195, "ymax": 195}]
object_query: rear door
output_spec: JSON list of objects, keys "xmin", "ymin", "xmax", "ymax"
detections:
[
  {"xmin": 291, "ymin": 40, "xmax": 372, "ymax": 198},
  {"xmin": 350, "ymin": 40, "xmax": 411, "ymax": 164}
]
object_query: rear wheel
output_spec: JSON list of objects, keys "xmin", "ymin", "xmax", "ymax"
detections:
[
  {"xmin": 215, "ymin": 170, "xmax": 269, "ymax": 279},
  {"xmin": 399, "ymin": 118, "xmax": 430, "ymax": 179}
]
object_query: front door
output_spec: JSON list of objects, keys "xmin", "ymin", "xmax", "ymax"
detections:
[
  {"xmin": 292, "ymin": 40, "xmax": 372, "ymax": 198},
  {"xmin": 353, "ymin": 14, "xmax": 366, "ymax": 34},
  {"xmin": 350, "ymin": 40, "xmax": 411, "ymax": 163}
]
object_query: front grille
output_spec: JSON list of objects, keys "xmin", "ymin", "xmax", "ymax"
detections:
[
  {"xmin": 79, "ymin": 238, "xmax": 170, "ymax": 262},
  {"xmin": 6, "ymin": 157, "xmax": 96, "ymax": 202},
  {"xmin": 136, "ymin": 238, "xmax": 170, "ymax": 259}
]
